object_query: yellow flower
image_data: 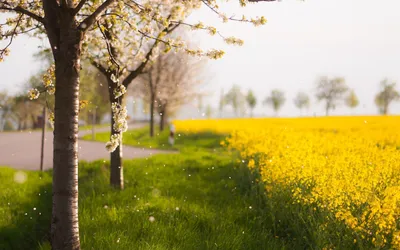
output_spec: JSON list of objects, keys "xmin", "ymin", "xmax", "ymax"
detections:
[{"xmin": 173, "ymin": 116, "xmax": 400, "ymax": 248}]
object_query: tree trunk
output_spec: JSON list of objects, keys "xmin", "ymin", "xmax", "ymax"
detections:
[
  {"xmin": 31, "ymin": 114, "xmax": 37, "ymax": 129},
  {"xmin": 40, "ymin": 106, "xmax": 46, "ymax": 172},
  {"xmin": 325, "ymin": 104, "xmax": 329, "ymax": 116},
  {"xmin": 50, "ymin": 25, "xmax": 82, "ymax": 249},
  {"xmin": 150, "ymin": 94, "xmax": 155, "ymax": 137},
  {"xmin": 159, "ymin": 109, "xmax": 165, "ymax": 132},
  {"xmin": 108, "ymin": 81, "xmax": 125, "ymax": 190}
]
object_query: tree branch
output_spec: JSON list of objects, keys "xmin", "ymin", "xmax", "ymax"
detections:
[
  {"xmin": 247, "ymin": 0, "xmax": 277, "ymax": 2},
  {"xmin": 121, "ymin": 22, "xmax": 179, "ymax": 88},
  {"xmin": 80, "ymin": 0, "xmax": 116, "ymax": 32},
  {"xmin": 60, "ymin": 0, "xmax": 68, "ymax": 8},
  {"xmin": 121, "ymin": 38, "xmax": 162, "ymax": 88},
  {"xmin": 0, "ymin": 14, "xmax": 23, "ymax": 60},
  {"xmin": 73, "ymin": 0, "xmax": 88, "ymax": 16},
  {"xmin": 96, "ymin": 21, "xmax": 121, "ymax": 71},
  {"xmin": 0, "ymin": 6, "xmax": 45, "ymax": 24},
  {"xmin": 91, "ymin": 60, "xmax": 109, "ymax": 76},
  {"xmin": 42, "ymin": 0, "xmax": 61, "ymax": 55}
]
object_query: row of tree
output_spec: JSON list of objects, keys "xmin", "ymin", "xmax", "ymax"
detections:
[
  {"xmin": 0, "ymin": 50, "xmax": 201, "ymax": 134},
  {"xmin": 136, "ymin": 52, "xmax": 204, "ymax": 137},
  {"xmin": 0, "ymin": 0, "xmax": 273, "ymax": 248},
  {"xmin": 0, "ymin": 51, "xmax": 110, "ymax": 131},
  {"xmin": 219, "ymin": 77, "xmax": 400, "ymax": 117}
]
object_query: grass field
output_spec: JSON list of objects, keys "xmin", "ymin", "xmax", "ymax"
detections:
[
  {"xmin": 78, "ymin": 123, "xmax": 110, "ymax": 131},
  {"xmin": 82, "ymin": 125, "xmax": 226, "ymax": 151},
  {"xmin": 1, "ymin": 127, "xmax": 291, "ymax": 250}
]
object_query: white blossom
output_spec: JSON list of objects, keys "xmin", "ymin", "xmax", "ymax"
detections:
[
  {"xmin": 47, "ymin": 85, "xmax": 55, "ymax": 95},
  {"xmin": 110, "ymin": 74, "xmax": 119, "ymax": 83},
  {"xmin": 113, "ymin": 84, "xmax": 126, "ymax": 99},
  {"xmin": 28, "ymin": 89, "xmax": 40, "ymax": 100}
]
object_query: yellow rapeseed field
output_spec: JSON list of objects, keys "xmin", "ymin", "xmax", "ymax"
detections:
[{"xmin": 174, "ymin": 116, "xmax": 400, "ymax": 248}]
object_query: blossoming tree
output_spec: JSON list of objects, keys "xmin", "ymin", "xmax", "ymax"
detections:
[
  {"xmin": 138, "ymin": 49, "xmax": 205, "ymax": 134},
  {"xmin": 0, "ymin": 0, "xmax": 274, "ymax": 248},
  {"xmin": 84, "ymin": 0, "xmax": 268, "ymax": 190}
]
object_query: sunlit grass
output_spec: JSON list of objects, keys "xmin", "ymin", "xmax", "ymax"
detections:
[
  {"xmin": 0, "ymin": 151, "xmax": 292, "ymax": 249},
  {"xmin": 0, "ymin": 167, "xmax": 52, "ymax": 249},
  {"xmin": 78, "ymin": 123, "xmax": 110, "ymax": 131},
  {"xmin": 82, "ymin": 125, "xmax": 226, "ymax": 152}
]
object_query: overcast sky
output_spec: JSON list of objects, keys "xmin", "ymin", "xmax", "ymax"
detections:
[{"xmin": 1, "ymin": 0, "xmax": 400, "ymax": 117}]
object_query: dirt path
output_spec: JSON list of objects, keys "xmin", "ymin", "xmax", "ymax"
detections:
[{"xmin": 0, "ymin": 123, "xmax": 173, "ymax": 171}]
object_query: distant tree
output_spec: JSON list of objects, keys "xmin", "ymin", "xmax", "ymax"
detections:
[
  {"xmin": 225, "ymin": 85, "xmax": 245, "ymax": 117},
  {"xmin": 246, "ymin": 90, "xmax": 257, "ymax": 117},
  {"xmin": 11, "ymin": 94, "xmax": 42, "ymax": 130},
  {"xmin": 0, "ymin": 92, "xmax": 14, "ymax": 131},
  {"xmin": 197, "ymin": 95, "xmax": 203, "ymax": 113},
  {"xmin": 205, "ymin": 105, "xmax": 213, "ymax": 119},
  {"xmin": 219, "ymin": 89, "xmax": 225, "ymax": 118},
  {"xmin": 293, "ymin": 92, "xmax": 310, "ymax": 115},
  {"xmin": 33, "ymin": 48, "xmax": 53, "ymax": 67},
  {"xmin": 3, "ymin": 120, "xmax": 14, "ymax": 131},
  {"xmin": 139, "ymin": 51, "xmax": 204, "ymax": 133},
  {"xmin": 79, "ymin": 64, "xmax": 110, "ymax": 125},
  {"xmin": 315, "ymin": 76, "xmax": 348, "ymax": 116},
  {"xmin": 264, "ymin": 89, "xmax": 286, "ymax": 116},
  {"xmin": 375, "ymin": 79, "xmax": 399, "ymax": 115},
  {"xmin": 345, "ymin": 90, "xmax": 359, "ymax": 110}
]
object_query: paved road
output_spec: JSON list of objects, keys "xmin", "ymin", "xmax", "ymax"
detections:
[{"xmin": 0, "ymin": 123, "xmax": 173, "ymax": 171}]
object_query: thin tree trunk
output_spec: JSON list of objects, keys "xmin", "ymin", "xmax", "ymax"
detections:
[
  {"xmin": 31, "ymin": 114, "xmax": 37, "ymax": 129},
  {"xmin": 325, "ymin": 104, "xmax": 329, "ymax": 116},
  {"xmin": 92, "ymin": 108, "xmax": 96, "ymax": 141},
  {"xmin": 159, "ymin": 109, "xmax": 165, "ymax": 132},
  {"xmin": 0, "ymin": 115, "xmax": 4, "ymax": 132},
  {"xmin": 109, "ymin": 82, "xmax": 125, "ymax": 190},
  {"xmin": 150, "ymin": 94, "xmax": 155, "ymax": 137},
  {"xmin": 51, "ymin": 26, "xmax": 82, "ymax": 249},
  {"xmin": 40, "ymin": 106, "xmax": 46, "ymax": 172}
]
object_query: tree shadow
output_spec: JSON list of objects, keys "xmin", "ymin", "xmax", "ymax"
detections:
[
  {"xmin": 134, "ymin": 154, "xmax": 295, "ymax": 249},
  {"xmin": 0, "ymin": 175, "xmax": 52, "ymax": 250}
]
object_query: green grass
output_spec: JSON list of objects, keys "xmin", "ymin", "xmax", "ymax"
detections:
[
  {"xmin": 82, "ymin": 125, "xmax": 227, "ymax": 152},
  {"xmin": 0, "ymin": 168, "xmax": 53, "ymax": 249},
  {"xmin": 0, "ymin": 151, "xmax": 292, "ymax": 249},
  {"xmin": 79, "ymin": 123, "xmax": 110, "ymax": 131}
]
